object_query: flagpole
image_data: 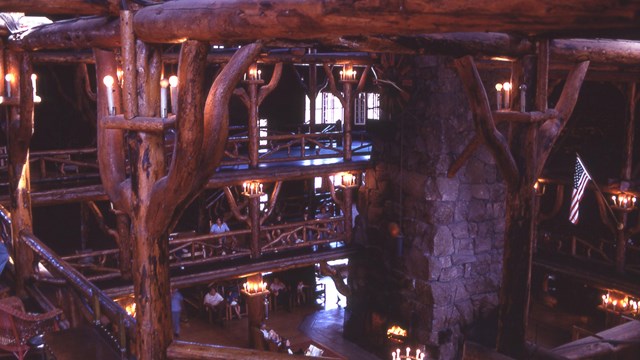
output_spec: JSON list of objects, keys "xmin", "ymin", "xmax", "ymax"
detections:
[{"xmin": 576, "ymin": 153, "xmax": 623, "ymax": 229}]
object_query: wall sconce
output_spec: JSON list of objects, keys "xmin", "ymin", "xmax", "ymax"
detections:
[
  {"xmin": 336, "ymin": 172, "xmax": 358, "ymax": 188},
  {"xmin": 4, "ymin": 73, "xmax": 13, "ymax": 97},
  {"xmin": 502, "ymin": 82, "xmax": 512, "ymax": 109},
  {"xmin": 495, "ymin": 83, "xmax": 503, "ymax": 111},
  {"xmin": 244, "ymin": 63, "xmax": 262, "ymax": 81},
  {"xmin": 601, "ymin": 291, "xmax": 640, "ymax": 316},
  {"xmin": 391, "ymin": 347, "xmax": 425, "ymax": 360},
  {"xmin": 160, "ymin": 78, "xmax": 169, "ymax": 118},
  {"xmin": 242, "ymin": 180, "xmax": 264, "ymax": 197},
  {"xmin": 611, "ymin": 192, "xmax": 636, "ymax": 211},
  {"xmin": 169, "ymin": 75, "xmax": 178, "ymax": 114},
  {"xmin": 533, "ymin": 180, "xmax": 545, "ymax": 196},
  {"xmin": 340, "ymin": 63, "xmax": 357, "ymax": 82},
  {"xmin": 102, "ymin": 75, "xmax": 115, "ymax": 115},
  {"xmin": 242, "ymin": 274, "xmax": 269, "ymax": 296},
  {"xmin": 31, "ymin": 74, "xmax": 41, "ymax": 103},
  {"xmin": 242, "ymin": 280, "xmax": 267, "ymax": 295}
]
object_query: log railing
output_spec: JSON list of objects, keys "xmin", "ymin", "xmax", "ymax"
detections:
[
  {"xmin": 540, "ymin": 225, "xmax": 640, "ymax": 276},
  {"xmin": 260, "ymin": 217, "xmax": 345, "ymax": 254},
  {"xmin": 220, "ymin": 130, "xmax": 370, "ymax": 167},
  {"xmin": 0, "ymin": 148, "xmax": 100, "ymax": 186},
  {"xmin": 55, "ymin": 217, "xmax": 348, "ymax": 283},
  {"xmin": 20, "ymin": 231, "xmax": 135, "ymax": 357}
]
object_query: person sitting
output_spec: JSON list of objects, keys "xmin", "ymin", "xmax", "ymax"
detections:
[
  {"xmin": 203, "ymin": 287, "xmax": 225, "ymax": 324},
  {"xmin": 269, "ymin": 278, "xmax": 289, "ymax": 311},
  {"xmin": 226, "ymin": 290, "xmax": 242, "ymax": 319},
  {"xmin": 210, "ymin": 217, "xmax": 230, "ymax": 254}
]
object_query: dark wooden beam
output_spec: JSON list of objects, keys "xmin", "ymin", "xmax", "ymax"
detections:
[
  {"xmin": 10, "ymin": 16, "xmax": 120, "ymax": 51},
  {"xmin": 133, "ymin": 0, "xmax": 640, "ymax": 44},
  {"xmin": 0, "ymin": 0, "xmax": 119, "ymax": 16}
]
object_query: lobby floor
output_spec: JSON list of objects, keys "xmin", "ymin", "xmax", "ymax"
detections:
[{"xmin": 177, "ymin": 276, "xmax": 382, "ymax": 360}]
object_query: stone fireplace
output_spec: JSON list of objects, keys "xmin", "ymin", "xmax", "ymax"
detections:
[{"xmin": 345, "ymin": 55, "xmax": 505, "ymax": 359}]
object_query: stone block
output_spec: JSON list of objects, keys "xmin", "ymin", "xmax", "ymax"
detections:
[
  {"xmin": 433, "ymin": 203, "xmax": 454, "ymax": 224},
  {"xmin": 454, "ymin": 201, "xmax": 470, "ymax": 222},
  {"xmin": 437, "ymin": 177, "xmax": 459, "ymax": 201},
  {"xmin": 471, "ymin": 184, "xmax": 491, "ymax": 200},
  {"xmin": 452, "ymin": 254, "xmax": 476, "ymax": 265},
  {"xmin": 433, "ymin": 226, "xmax": 454, "ymax": 256},
  {"xmin": 449, "ymin": 222, "xmax": 469, "ymax": 239},
  {"xmin": 467, "ymin": 200, "xmax": 487, "ymax": 222},
  {"xmin": 438, "ymin": 265, "xmax": 463, "ymax": 281}
]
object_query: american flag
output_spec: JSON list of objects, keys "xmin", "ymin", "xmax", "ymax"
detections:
[{"xmin": 569, "ymin": 156, "xmax": 592, "ymax": 224}]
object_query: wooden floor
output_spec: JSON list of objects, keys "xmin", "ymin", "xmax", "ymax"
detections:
[{"xmin": 178, "ymin": 286, "xmax": 381, "ymax": 360}]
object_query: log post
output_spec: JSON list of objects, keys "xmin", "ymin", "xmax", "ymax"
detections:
[
  {"xmin": 96, "ymin": 37, "xmax": 263, "ymax": 359},
  {"xmin": 615, "ymin": 83, "xmax": 637, "ymax": 274},
  {"xmin": 235, "ymin": 63, "xmax": 283, "ymax": 169},
  {"xmin": 5, "ymin": 51, "xmax": 35, "ymax": 296},
  {"xmin": 249, "ymin": 195, "xmax": 261, "ymax": 258},
  {"xmin": 113, "ymin": 209, "xmax": 132, "ymax": 280},
  {"xmin": 342, "ymin": 80, "xmax": 354, "ymax": 161},
  {"xmin": 324, "ymin": 64, "xmax": 368, "ymax": 162},
  {"xmin": 343, "ymin": 186, "xmax": 354, "ymax": 243},
  {"xmin": 242, "ymin": 274, "xmax": 268, "ymax": 349},
  {"xmin": 247, "ymin": 78, "xmax": 261, "ymax": 168},
  {"xmin": 309, "ymin": 62, "xmax": 318, "ymax": 136}
]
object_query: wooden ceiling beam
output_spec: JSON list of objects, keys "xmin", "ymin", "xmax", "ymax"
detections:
[
  {"xmin": 133, "ymin": 0, "xmax": 640, "ymax": 44},
  {"xmin": 9, "ymin": 16, "xmax": 120, "ymax": 51},
  {"xmin": 0, "ymin": 0, "xmax": 120, "ymax": 16}
]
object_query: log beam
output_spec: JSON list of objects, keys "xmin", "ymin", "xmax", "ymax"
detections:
[
  {"xmin": 133, "ymin": 0, "xmax": 640, "ymax": 44},
  {"xmin": 103, "ymin": 114, "xmax": 176, "ymax": 132},
  {"xmin": 11, "ymin": 16, "xmax": 120, "ymax": 51},
  {"xmin": 0, "ymin": 0, "xmax": 119, "ymax": 16}
]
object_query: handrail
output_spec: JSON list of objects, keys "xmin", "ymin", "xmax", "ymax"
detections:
[{"xmin": 20, "ymin": 231, "xmax": 135, "ymax": 335}]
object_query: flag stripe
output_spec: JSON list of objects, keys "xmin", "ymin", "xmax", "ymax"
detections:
[{"xmin": 569, "ymin": 156, "xmax": 591, "ymax": 224}]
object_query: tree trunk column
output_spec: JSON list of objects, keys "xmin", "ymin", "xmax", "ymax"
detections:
[
  {"xmin": 249, "ymin": 195, "xmax": 261, "ymax": 258},
  {"xmin": 5, "ymin": 52, "xmax": 36, "ymax": 297},
  {"xmin": 342, "ymin": 186, "xmax": 353, "ymax": 244},
  {"xmin": 241, "ymin": 275, "xmax": 268, "ymax": 349},
  {"xmin": 341, "ymin": 80, "xmax": 355, "ymax": 161},
  {"xmin": 113, "ymin": 210, "xmax": 132, "ymax": 280},
  {"xmin": 247, "ymin": 79, "xmax": 261, "ymax": 169},
  {"xmin": 615, "ymin": 210, "xmax": 628, "ymax": 274}
]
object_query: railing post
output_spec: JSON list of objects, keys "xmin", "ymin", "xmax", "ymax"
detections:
[
  {"xmin": 119, "ymin": 313, "xmax": 127, "ymax": 359},
  {"xmin": 92, "ymin": 290, "xmax": 101, "ymax": 324}
]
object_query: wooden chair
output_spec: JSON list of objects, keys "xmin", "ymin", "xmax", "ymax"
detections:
[{"xmin": 0, "ymin": 296, "xmax": 62, "ymax": 360}]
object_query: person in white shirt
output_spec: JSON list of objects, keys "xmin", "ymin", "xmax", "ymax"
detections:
[{"xmin": 204, "ymin": 287, "xmax": 225, "ymax": 323}]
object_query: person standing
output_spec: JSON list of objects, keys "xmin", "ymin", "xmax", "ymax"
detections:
[{"xmin": 171, "ymin": 287, "xmax": 183, "ymax": 338}]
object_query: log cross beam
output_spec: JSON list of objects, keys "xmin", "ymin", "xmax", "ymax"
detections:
[
  {"xmin": 451, "ymin": 57, "xmax": 589, "ymax": 184},
  {"xmin": 233, "ymin": 62, "xmax": 283, "ymax": 168},
  {"xmin": 223, "ymin": 181, "xmax": 282, "ymax": 227},
  {"xmin": 453, "ymin": 55, "xmax": 589, "ymax": 358},
  {"xmin": 224, "ymin": 181, "xmax": 282, "ymax": 258},
  {"xmin": 323, "ymin": 63, "xmax": 370, "ymax": 161}
]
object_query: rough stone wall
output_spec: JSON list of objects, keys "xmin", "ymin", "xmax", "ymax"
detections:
[{"xmin": 356, "ymin": 55, "xmax": 506, "ymax": 359}]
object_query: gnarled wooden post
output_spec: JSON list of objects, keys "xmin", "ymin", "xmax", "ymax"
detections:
[
  {"xmin": 95, "ymin": 27, "xmax": 262, "ymax": 357},
  {"xmin": 5, "ymin": 51, "xmax": 36, "ymax": 296},
  {"xmin": 454, "ymin": 55, "xmax": 588, "ymax": 358}
]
